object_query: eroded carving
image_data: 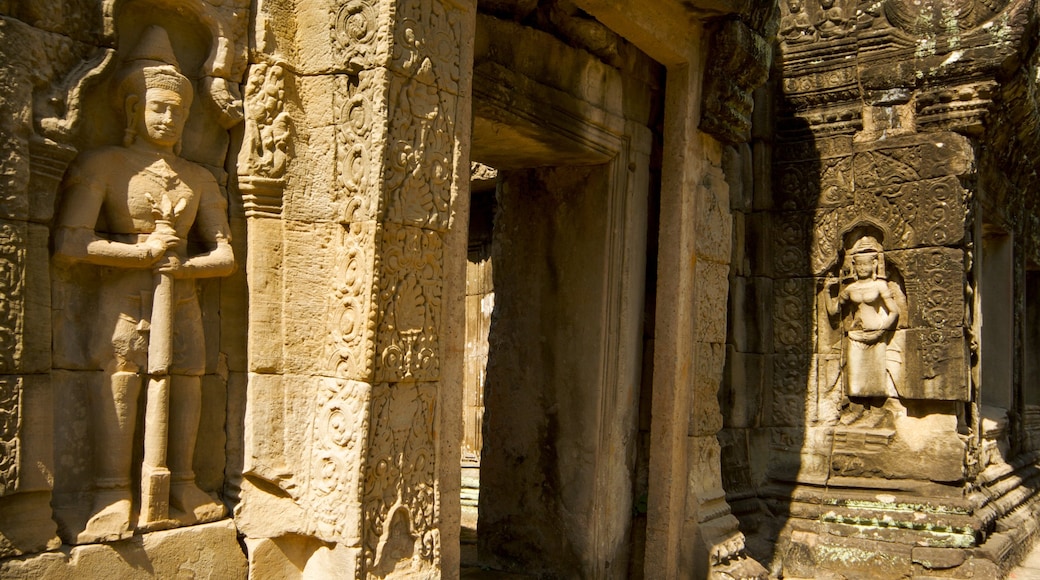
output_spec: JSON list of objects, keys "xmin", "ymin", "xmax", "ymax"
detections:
[
  {"xmin": 0, "ymin": 378, "xmax": 21, "ymax": 496},
  {"xmin": 363, "ymin": 383, "xmax": 437, "ymax": 576},
  {"xmin": 815, "ymin": 0, "xmax": 851, "ymax": 38},
  {"xmin": 700, "ymin": 18, "xmax": 773, "ymax": 145},
  {"xmin": 780, "ymin": 0, "xmax": 817, "ymax": 43},
  {"xmin": 884, "ymin": 0, "xmax": 1010, "ymax": 35},
  {"xmin": 53, "ymin": 26, "xmax": 235, "ymax": 543},
  {"xmin": 0, "ymin": 224, "xmax": 25, "ymax": 373},
  {"xmin": 392, "ymin": 0, "xmax": 463, "ymax": 91},
  {"xmin": 384, "ymin": 64, "xmax": 456, "ymax": 230}
]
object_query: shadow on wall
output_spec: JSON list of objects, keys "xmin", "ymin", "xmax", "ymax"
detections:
[{"xmin": 719, "ymin": 84, "xmax": 819, "ymax": 570}]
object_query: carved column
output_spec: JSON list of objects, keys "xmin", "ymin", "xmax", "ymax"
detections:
[{"xmin": 240, "ymin": 0, "xmax": 474, "ymax": 576}]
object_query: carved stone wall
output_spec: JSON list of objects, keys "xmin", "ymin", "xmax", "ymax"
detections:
[
  {"xmin": 0, "ymin": 0, "xmax": 250, "ymax": 574},
  {"xmin": 236, "ymin": 0, "xmax": 475, "ymax": 577},
  {"xmin": 721, "ymin": 0, "xmax": 1040, "ymax": 577}
]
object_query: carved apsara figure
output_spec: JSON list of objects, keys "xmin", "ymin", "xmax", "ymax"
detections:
[
  {"xmin": 825, "ymin": 234, "xmax": 906, "ymax": 398},
  {"xmin": 54, "ymin": 25, "xmax": 234, "ymax": 542}
]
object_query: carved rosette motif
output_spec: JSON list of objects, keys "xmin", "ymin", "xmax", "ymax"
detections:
[
  {"xmin": 362, "ymin": 383, "xmax": 437, "ymax": 574},
  {"xmin": 0, "ymin": 223, "xmax": 25, "ymax": 372},
  {"xmin": 375, "ymin": 225, "xmax": 442, "ymax": 383},
  {"xmin": 331, "ymin": 0, "xmax": 387, "ymax": 73},
  {"xmin": 304, "ymin": 379, "xmax": 371, "ymax": 542},
  {"xmin": 328, "ymin": 222, "xmax": 377, "ymax": 381},
  {"xmin": 0, "ymin": 378, "xmax": 21, "ymax": 496}
]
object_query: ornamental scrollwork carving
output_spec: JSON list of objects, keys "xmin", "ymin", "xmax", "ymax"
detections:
[
  {"xmin": 304, "ymin": 379, "xmax": 371, "ymax": 542},
  {"xmin": 331, "ymin": 0, "xmax": 385, "ymax": 74},
  {"xmin": 334, "ymin": 73, "xmax": 382, "ymax": 224},
  {"xmin": 327, "ymin": 222, "xmax": 377, "ymax": 381}
]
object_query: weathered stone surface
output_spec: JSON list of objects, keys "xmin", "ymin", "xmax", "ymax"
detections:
[
  {"xmin": 0, "ymin": 520, "xmax": 246, "ymax": 579},
  {"xmin": 903, "ymin": 328, "xmax": 970, "ymax": 401}
]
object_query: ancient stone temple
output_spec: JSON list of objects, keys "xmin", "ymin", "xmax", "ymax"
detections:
[
  {"xmin": 3, "ymin": 0, "xmax": 1040, "ymax": 578},
  {"xmin": 723, "ymin": 0, "xmax": 1040, "ymax": 577}
]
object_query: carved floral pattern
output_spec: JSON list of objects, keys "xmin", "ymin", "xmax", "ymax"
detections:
[
  {"xmin": 376, "ymin": 225, "xmax": 442, "ymax": 383},
  {"xmin": 774, "ymin": 277, "xmax": 812, "ymax": 353},
  {"xmin": 304, "ymin": 379, "xmax": 371, "ymax": 541},
  {"xmin": 331, "ymin": 0, "xmax": 385, "ymax": 73},
  {"xmin": 362, "ymin": 383, "xmax": 437, "ymax": 574},
  {"xmin": 384, "ymin": 67, "xmax": 456, "ymax": 230},
  {"xmin": 328, "ymin": 222, "xmax": 377, "ymax": 380}
]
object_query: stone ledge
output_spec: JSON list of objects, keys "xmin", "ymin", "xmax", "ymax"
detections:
[{"xmin": 0, "ymin": 520, "xmax": 246, "ymax": 580}]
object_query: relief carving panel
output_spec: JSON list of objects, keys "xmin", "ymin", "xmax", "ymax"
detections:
[
  {"xmin": 391, "ymin": 0, "xmax": 463, "ymax": 94},
  {"xmin": 383, "ymin": 68, "xmax": 456, "ymax": 231},
  {"xmin": 239, "ymin": 61, "xmax": 292, "ymax": 216},
  {"xmin": 904, "ymin": 328, "xmax": 969, "ymax": 401},
  {"xmin": 52, "ymin": 25, "xmax": 236, "ymax": 544},
  {"xmin": 375, "ymin": 224, "xmax": 443, "ymax": 383},
  {"xmin": 327, "ymin": 221, "xmax": 377, "ymax": 382},
  {"xmin": 888, "ymin": 247, "xmax": 965, "ymax": 330},
  {"xmin": 363, "ymin": 382, "xmax": 437, "ymax": 576},
  {"xmin": 303, "ymin": 378, "xmax": 371, "ymax": 543},
  {"xmin": 330, "ymin": 0, "xmax": 389, "ymax": 74},
  {"xmin": 821, "ymin": 231, "xmax": 907, "ymax": 398},
  {"xmin": 335, "ymin": 71, "xmax": 388, "ymax": 225},
  {"xmin": 0, "ymin": 377, "xmax": 22, "ymax": 496},
  {"xmin": 0, "ymin": 222, "xmax": 26, "ymax": 374},
  {"xmin": 774, "ymin": 277, "xmax": 814, "ymax": 353},
  {"xmin": 853, "ymin": 134, "xmax": 973, "ymax": 189}
]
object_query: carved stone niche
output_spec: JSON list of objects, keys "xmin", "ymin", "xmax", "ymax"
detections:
[
  {"xmin": 819, "ymin": 225, "xmax": 908, "ymax": 399},
  {"xmin": 47, "ymin": 3, "xmax": 245, "ymax": 556},
  {"xmin": 816, "ymin": 224, "xmax": 967, "ymax": 484}
]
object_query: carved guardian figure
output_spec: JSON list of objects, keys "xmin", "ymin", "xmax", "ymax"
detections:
[{"xmin": 54, "ymin": 25, "xmax": 235, "ymax": 543}]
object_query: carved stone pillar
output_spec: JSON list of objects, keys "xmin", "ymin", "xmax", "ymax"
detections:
[{"xmin": 239, "ymin": 0, "xmax": 474, "ymax": 576}]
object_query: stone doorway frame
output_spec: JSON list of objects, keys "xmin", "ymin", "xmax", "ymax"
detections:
[{"xmin": 464, "ymin": 35, "xmax": 652, "ymax": 573}]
